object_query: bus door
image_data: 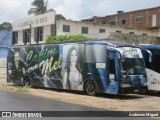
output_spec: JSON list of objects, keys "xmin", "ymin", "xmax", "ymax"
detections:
[{"xmin": 106, "ymin": 49, "xmax": 120, "ymax": 94}]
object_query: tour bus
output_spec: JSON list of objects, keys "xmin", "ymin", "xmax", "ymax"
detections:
[
  {"xmin": 139, "ymin": 45, "xmax": 160, "ymax": 91},
  {"xmin": 7, "ymin": 40, "xmax": 148, "ymax": 96}
]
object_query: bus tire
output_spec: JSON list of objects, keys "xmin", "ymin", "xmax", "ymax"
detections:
[
  {"xmin": 84, "ymin": 80, "xmax": 97, "ymax": 96},
  {"xmin": 24, "ymin": 77, "xmax": 32, "ymax": 88}
]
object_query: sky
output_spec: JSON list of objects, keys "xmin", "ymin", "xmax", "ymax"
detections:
[{"xmin": 0, "ymin": 0, "xmax": 160, "ymax": 24}]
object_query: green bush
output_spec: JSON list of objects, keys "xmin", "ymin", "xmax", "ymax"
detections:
[{"xmin": 45, "ymin": 34, "xmax": 90, "ymax": 44}]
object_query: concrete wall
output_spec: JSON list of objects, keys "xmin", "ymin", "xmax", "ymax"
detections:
[
  {"xmin": 0, "ymin": 58, "xmax": 6, "ymax": 68},
  {"xmin": 0, "ymin": 30, "xmax": 12, "ymax": 58},
  {"xmin": 109, "ymin": 32, "xmax": 160, "ymax": 45},
  {"xmin": 0, "ymin": 30, "xmax": 12, "ymax": 69}
]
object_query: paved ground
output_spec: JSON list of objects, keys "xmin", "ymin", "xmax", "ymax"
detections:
[
  {"xmin": 0, "ymin": 68, "xmax": 6, "ymax": 84},
  {"xmin": 0, "ymin": 68, "xmax": 160, "ymax": 111},
  {"xmin": 0, "ymin": 68, "xmax": 159, "ymax": 119},
  {"xmin": 0, "ymin": 90, "xmax": 154, "ymax": 120}
]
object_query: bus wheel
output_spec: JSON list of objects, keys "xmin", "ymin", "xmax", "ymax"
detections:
[
  {"xmin": 24, "ymin": 77, "xmax": 32, "ymax": 88},
  {"xmin": 84, "ymin": 80, "xmax": 97, "ymax": 96}
]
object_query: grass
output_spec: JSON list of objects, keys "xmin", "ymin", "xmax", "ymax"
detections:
[
  {"xmin": 0, "ymin": 83, "xmax": 29, "ymax": 94},
  {"xmin": 15, "ymin": 86, "xmax": 29, "ymax": 94}
]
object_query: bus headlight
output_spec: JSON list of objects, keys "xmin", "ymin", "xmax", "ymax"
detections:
[
  {"xmin": 121, "ymin": 83, "xmax": 131, "ymax": 88},
  {"xmin": 109, "ymin": 74, "xmax": 115, "ymax": 82}
]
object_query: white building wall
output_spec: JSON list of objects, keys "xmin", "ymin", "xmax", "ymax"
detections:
[
  {"xmin": 31, "ymin": 28, "xmax": 35, "ymax": 44},
  {"xmin": 43, "ymin": 25, "xmax": 51, "ymax": 42},
  {"xmin": 18, "ymin": 30, "xmax": 23, "ymax": 44},
  {"xmin": 56, "ymin": 20, "xmax": 159, "ymax": 37},
  {"xmin": 13, "ymin": 11, "xmax": 56, "ymax": 45}
]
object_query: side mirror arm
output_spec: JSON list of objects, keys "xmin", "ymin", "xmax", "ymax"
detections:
[{"xmin": 144, "ymin": 49, "xmax": 152, "ymax": 62}]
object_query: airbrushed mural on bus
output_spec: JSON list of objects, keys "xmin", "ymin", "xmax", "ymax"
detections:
[{"xmin": 7, "ymin": 40, "xmax": 148, "ymax": 96}]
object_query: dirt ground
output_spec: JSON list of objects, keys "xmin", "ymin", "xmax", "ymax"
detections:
[
  {"xmin": 0, "ymin": 68, "xmax": 160, "ymax": 111},
  {"xmin": 0, "ymin": 68, "xmax": 6, "ymax": 84}
]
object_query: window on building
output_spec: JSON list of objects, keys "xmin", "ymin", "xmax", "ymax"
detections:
[
  {"xmin": 116, "ymin": 30, "xmax": 122, "ymax": 33},
  {"xmin": 120, "ymin": 19, "xmax": 127, "ymax": 25},
  {"xmin": 135, "ymin": 16, "xmax": 143, "ymax": 23},
  {"xmin": 142, "ymin": 33, "xmax": 147, "ymax": 36},
  {"xmin": 99, "ymin": 29, "xmax": 105, "ymax": 33},
  {"xmin": 51, "ymin": 24, "xmax": 56, "ymax": 36},
  {"xmin": 110, "ymin": 21, "xmax": 116, "ymax": 26},
  {"xmin": 12, "ymin": 31, "xmax": 18, "ymax": 45},
  {"xmin": 63, "ymin": 25, "xmax": 70, "ymax": 32},
  {"xmin": 34, "ymin": 27, "xmax": 43, "ymax": 43},
  {"xmin": 129, "ymin": 32, "xmax": 134, "ymax": 34},
  {"xmin": 23, "ymin": 29, "xmax": 31, "ymax": 44},
  {"xmin": 101, "ymin": 21, "xmax": 106, "ymax": 24},
  {"xmin": 82, "ymin": 27, "xmax": 88, "ymax": 34}
]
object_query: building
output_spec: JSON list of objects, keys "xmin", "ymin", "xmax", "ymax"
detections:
[
  {"xmin": 82, "ymin": 6, "xmax": 160, "ymax": 30},
  {"xmin": 56, "ymin": 19, "xmax": 158, "ymax": 37},
  {"xmin": 12, "ymin": 10, "xmax": 160, "ymax": 45},
  {"xmin": 12, "ymin": 11, "xmax": 56, "ymax": 45}
]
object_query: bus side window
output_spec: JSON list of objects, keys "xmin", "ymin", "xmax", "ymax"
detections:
[{"xmin": 152, "ymin": 54, "xmax": 160, "ymax": 73}]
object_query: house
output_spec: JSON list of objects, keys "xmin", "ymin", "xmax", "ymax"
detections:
[{"xmin": 82, "ymin": 6, "xmax": 160, "ymax": 31}]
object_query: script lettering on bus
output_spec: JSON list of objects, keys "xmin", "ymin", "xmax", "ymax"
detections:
[
  {"xmin": 26, "ymin": 48, "xmax": 57, "ymax": 66},
  {"xmin": 39, "ymin": 55, "xmax": 62, "ymax": 75},
  {"xmin": 26, "ymin": 48, "xmax": 62, "ymax": 74},
  {"xmin": 121, "ymin": 47, "xmax": 140, "ymax": 57}
]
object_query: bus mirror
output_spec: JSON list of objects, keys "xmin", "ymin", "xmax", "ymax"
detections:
[
  {"xmin": 116, "ymin": 49, "xmax": 125, "ymax": 62},
  {"xmin": 144, "ymin": 49, "xmax": 152, "ymax": 62},
  {"xmin": 108, "ymin": 48, "xmax": 125, "ymax": 62},
  {"xmin": 119, "ymin": 52, "xmax": 125, "ymax": 62},
  {"xmin": 121, "ymin": 56, "xmax": 125, "ymax": 62}
]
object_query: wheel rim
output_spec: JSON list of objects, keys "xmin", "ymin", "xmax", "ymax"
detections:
[
  {"xmin": 25, "ymin": 78, "xmax": 31, "ymax": 87},
  {"xmin": 87, "ymin": 83, "xmax": 94, "ymax": 92}
]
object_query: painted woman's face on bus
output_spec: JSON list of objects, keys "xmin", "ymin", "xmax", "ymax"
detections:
[{"xmin": 70, "ymin": 50, "xmax": 77, "ymax": 65}]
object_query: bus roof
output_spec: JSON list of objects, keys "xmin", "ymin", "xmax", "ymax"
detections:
[
  {"xmin": 140, "ymin": 45, "xmax": 160, "ymax": 50},
  {"xmin": 10, "ymin": 39, "xmax": 132, "ymax": 48}
]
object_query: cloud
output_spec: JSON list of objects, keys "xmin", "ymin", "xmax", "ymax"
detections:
[
  {"xmin": 49, "ymin": 0, "xmax": 160, "ymax": 20},
  {"xmin": 49, "ymin": 0, "xmax": 83, "ymax": 20},
  {"xmin": 0, "ymin": 0, "xmax": 33, "ymax": 23},
  {"xmin": 0, "ymin": 0, "xmax": 160, "ymax": 24}
]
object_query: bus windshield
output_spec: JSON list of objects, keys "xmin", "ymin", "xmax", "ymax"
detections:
[{"xmin": 117, "ymin": 47, "xmax": 146, "ymax": 75}]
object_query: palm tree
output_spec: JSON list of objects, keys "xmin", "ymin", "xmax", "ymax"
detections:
[{"xmin": 28, "ymin": 0, "xmax": 48, "ymax": 15}]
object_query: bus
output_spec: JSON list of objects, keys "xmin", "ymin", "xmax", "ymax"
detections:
[
  {"xmin": 139, "ymin": 45, "xmax": 160, "ymax": 91},
  {"xmin": 7, "ymin": 40, "xmax": 148, "ymax": 96}
]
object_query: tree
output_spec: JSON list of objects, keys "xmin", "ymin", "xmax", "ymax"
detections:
[
  {"xmin": 28, "ymin": 0, "xmax": 48, "ymax": 15},
  {"xmin": 45, "ymin": 34, "xmax": 90, "ymax": 44},
  {"xmin": 0, "ymin": 22, "xmax": 12, "ymax": 30},
  {"xmin": 56, "ymin": 14, "xmax": 66, "ymax": 20},
  {"xmin": 28, "ymin": 0, "xmax": 66, "ymax": 20}
]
